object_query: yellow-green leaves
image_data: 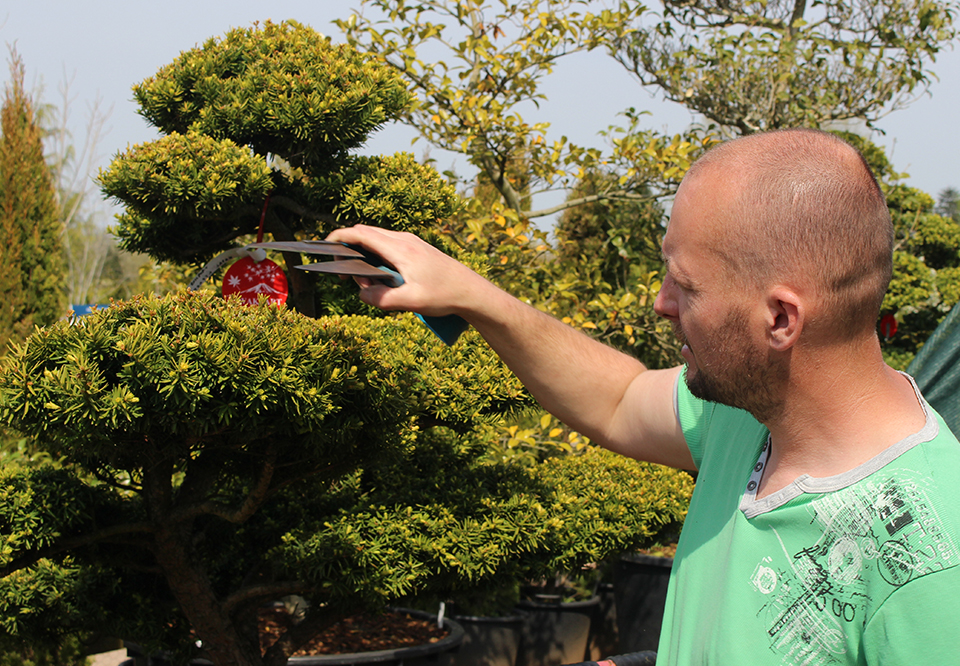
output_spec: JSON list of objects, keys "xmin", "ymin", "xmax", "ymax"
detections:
[
  {"xmin": 99, "ymin": 131, "xmax": 273, "ymax": 262},
  {"xmin": 322, "ymin": 153, "xmax": 463, "ymax": 231},
  {"xmin": 100, "ymin": 132, "xmax": 272, "ymax": 220},
  {"xmin": 133, "ymin": 20, "xmax": 412, "ymax": 168},
  {"xmin": 0, "ymin": 292, "xmax": 402, "ymax": 466},
  {"xmin": 338, "ymin": 0, "xmax": 671, "ymax": 221},
  {"xmin": 273, "ymin": 432, "xmax": 691, "ymax": 609}
]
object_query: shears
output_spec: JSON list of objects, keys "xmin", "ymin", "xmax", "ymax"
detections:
[{"xmin": 247, "ymin": 240, "xmax": 469, "ymax": 345}]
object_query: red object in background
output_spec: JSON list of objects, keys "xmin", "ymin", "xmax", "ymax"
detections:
[
  {"xmin": 222, "ymin": 256, "xmax": 288, "ymax": 306},
  {"xmin": 880, "ymin": 313, "xmax": 898, "ymax": 340}
]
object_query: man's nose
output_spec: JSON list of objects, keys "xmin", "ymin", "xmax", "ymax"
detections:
[{"xmin": 654, "ymin": 274, "xmax": 678, "ymax": 320}]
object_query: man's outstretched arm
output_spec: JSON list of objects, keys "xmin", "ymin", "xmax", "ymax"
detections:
[{"xmin": 326, "ymin": 225, "xmax": 694, "ymax": 470}]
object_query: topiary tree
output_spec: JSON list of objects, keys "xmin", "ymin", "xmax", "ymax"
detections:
[
  {"xmin": 0, "ymin": 20, "xmax": 693, "ymax": 666},
  {"xmin": 0, "ymin": 292, "xmax": 692, "ymax": 666},
  {"xmin": 97, "ymin": 19, "xmax": 463, "ymax": 317}
]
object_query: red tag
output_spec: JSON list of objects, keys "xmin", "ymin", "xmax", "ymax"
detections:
[
  {"xmin": 880, "ymin": 314, "xmax": 898, "ymax": 340},
  {"xmin": 222, "ymin": 256, "xmax": 288, "ymax": 306}
]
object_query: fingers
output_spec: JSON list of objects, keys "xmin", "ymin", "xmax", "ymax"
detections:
[
  {"xmin": 324, "ymin": 224, "xmax": 484, "ymax": 319},
  {"xmin": 326, "ymin": 225, "xmax": 420, "ymax": 311},
  {"xmin": 327, "ymin": 225, "xmax": 404, "ymax": 263},
  {"xmin": 327, "ymin": 225, "xmax": 432, "ymax": 278},
  {"xmin": 355, "ymin": 280, "xmax": 396, "ymax": 309}
]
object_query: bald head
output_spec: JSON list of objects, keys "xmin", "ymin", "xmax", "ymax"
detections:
[{"xmin": 684, "ymin": 128, "xmax": 893, "ymax": 342}]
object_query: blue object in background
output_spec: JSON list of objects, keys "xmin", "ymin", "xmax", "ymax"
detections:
[{"xmin": 70, "ymin": 304, "xmax": 110, "ymax": 317}]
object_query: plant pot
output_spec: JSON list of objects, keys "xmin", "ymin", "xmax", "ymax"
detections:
[
  {"xmin": 613, "ymin": 553, "xmax": 672, "ymax": 653},
  {"xmin": 443, "ymin": 613, "xmax": 524, "ymax": 666},
  {"xmin": 513, "ymin": 595, "xmax": 600, "ymax": 666},
  {"xmin": 122, "ymin": 609, "xmax": 464, "ymax": 666},
  {"xmin": 586, "ymin": 582, "xmax": 618, "ymax": 661}
]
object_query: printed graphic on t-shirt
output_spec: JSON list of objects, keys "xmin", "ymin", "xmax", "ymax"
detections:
[{"xmin": 749, "ymin": 470, "xmax": 959, "ymax": 665}]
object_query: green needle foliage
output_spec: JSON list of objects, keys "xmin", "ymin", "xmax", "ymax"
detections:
[
  {"xmin": 0, "ymin": 293, "xmax": 691, "ymax": 666},
  {"xmin": 133, "ymin": 20, "xmax": 411, "ymax": 170}
]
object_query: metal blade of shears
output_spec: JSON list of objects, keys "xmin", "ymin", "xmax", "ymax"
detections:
[
  {"xmin": 247, "ymin": 240, "xmax": 365, "ymax": 258},
  {"xmin": 296, "ymin": 259, "xmax": 404, "ymax": 288}
]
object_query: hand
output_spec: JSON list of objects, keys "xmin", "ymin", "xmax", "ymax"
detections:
[{"xmin": 325, "ymin": 225, "xmax": 486, "ymax": 319}]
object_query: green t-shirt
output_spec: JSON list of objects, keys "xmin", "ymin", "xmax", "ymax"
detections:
[{"xmin": 659, "ymin": 371, "xmax": 960, "ymax": 665}]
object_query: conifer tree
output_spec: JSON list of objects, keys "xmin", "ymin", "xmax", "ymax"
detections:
[{"xmin": 0, "ymin": 51, "xmax": 66, "ymax": 352}]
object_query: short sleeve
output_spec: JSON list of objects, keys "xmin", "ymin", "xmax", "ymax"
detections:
[{"xmin": 675, "ymin": 366, "xmax": 710, "ymax": 469}]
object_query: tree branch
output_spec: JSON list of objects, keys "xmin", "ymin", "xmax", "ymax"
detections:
[
  {"xmin": 787, "ymin": 0, "xmax": 808, "ymax": 41},
  {"xmin": 222, "ymin": 582, "xmax": 317, "ymax": 616},
  {"xmin": 0, "ymin": 521, "xmax": 155, "ymax": 578},
  {"xmin": 267, "ymin": 196, "xmax": 339, "ymax": 223},
  {"xmin": 169, "ymin": 445, "xmax": 278, "ymax": 526},
  {"xmin": 526, "ymin": 189, "xmax": 664, "ymax": 220}
]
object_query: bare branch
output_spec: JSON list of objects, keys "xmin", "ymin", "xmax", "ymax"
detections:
[
  {"xmin": 526, "ymin": 189, "xmax": 666, "ymax": 220},
  {"xmin": 222, "ymin": 582, "xmax": 317, "ymax": 616},
  {"xmin": 0, "ymin": 521, "xmax": 154, "ymax": 578}
]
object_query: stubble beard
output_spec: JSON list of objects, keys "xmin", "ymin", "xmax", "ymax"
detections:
[{"xmin": 673, "ymin": 312, "xmax": 787, "ymax": 424}]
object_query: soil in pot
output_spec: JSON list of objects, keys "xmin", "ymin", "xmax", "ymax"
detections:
[{"xmin": 259, "ymin": 607, "xmax": 449, "ymax": 655}]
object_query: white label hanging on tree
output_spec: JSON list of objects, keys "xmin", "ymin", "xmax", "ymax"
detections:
[{"xmin": 222, "ymin": 256, "xmax": 289, "ymax": 306}]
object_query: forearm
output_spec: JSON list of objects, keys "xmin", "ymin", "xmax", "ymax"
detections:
[
  {"xmin": 451, "ymin": 274, "xmax": 689, "ymax": 467},
  {"xmin": 463, "ymin": 283, "xmax": 648, "ymax": 449},
  {"xmin": 323, "ymin": 225, "xmax": 688, "ymax": 466}
]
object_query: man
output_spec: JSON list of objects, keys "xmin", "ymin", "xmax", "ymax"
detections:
[{"xmin": 329, "ymin": 128, "xmax": 960, "ymax": 664}]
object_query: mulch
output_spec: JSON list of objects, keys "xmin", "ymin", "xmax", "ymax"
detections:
[{"xmin": 259, "ymin": 608, "xmax": 448, "ymax": 656}]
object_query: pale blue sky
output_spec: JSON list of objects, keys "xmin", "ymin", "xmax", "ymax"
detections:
[{"xmin": 3, "ymin": 0, "xmax": 958, "ymax": 218}]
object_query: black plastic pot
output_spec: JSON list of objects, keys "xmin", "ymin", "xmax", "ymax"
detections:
[
  {"xmin": 513, "ymin": 595, "xmax": 600, "ymax": 666},
  {"xmin": 444, "ymin": 613, "xmax": 524, "ymax": 666},
  {"xmin": 613, "ymin": 553, "xmax": 672, "ymax": 653}
]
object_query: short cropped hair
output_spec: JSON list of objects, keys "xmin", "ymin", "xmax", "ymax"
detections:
[{"xmin": 687, "ymin": 128, "xmax": 893, "ymax": 342}]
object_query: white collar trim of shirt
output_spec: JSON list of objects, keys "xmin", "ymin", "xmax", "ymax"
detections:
[{"xmin": 738, "ymin": 372, "xmax": 939, "ymax": 519}]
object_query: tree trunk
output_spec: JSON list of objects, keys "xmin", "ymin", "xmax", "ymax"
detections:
[
  {"xmin": 280, "ymin": 250, "xmax": 316, "ymax": 318},
  {"xmin": 145, "ymin": 466, "xmax": 264, "ymax": 666}
]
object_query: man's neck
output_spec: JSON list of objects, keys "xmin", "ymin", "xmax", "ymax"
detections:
[{"xmin": 756, "ymin": 344, "xmax": 926, "ymax": 499}]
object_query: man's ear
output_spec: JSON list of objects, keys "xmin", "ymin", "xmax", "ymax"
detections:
[{"xmin": 767, "ymin": 287, "xmax": 803, "ymax": 351}]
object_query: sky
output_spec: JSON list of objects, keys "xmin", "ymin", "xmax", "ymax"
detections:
[{"xmin": 2, "ymin": 0, "xmax": 959, "ymax": 223}]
